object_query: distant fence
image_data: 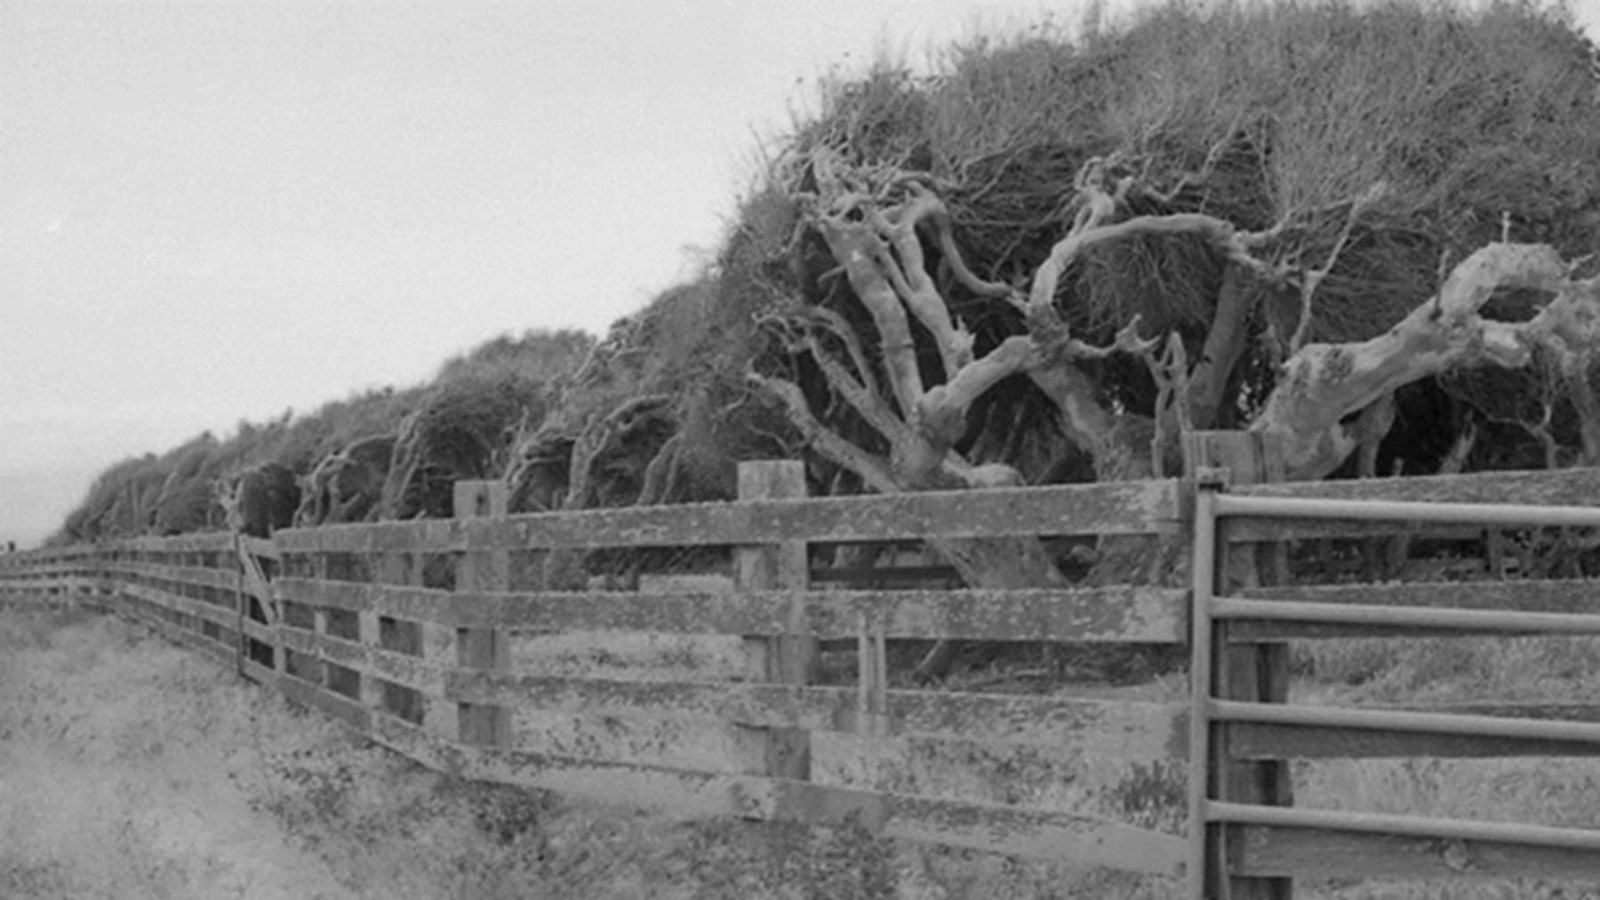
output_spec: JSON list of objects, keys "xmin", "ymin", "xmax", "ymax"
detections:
[{"xmin": 7, "ymin": 433, "xmax": 1600, "ymax": 897}]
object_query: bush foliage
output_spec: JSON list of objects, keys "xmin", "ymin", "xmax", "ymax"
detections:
[
  {"xmin": 744, "ymin": 0, "xmax": 1599, "ymax": 489},
  {"xmin": 51, "ymin": 330, "xmax": 592, "ymax": 543},
  {"xmin": 52, "ymin": 0, "xmax": 1600, "ymax": 544}
]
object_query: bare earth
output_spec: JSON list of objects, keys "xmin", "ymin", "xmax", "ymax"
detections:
[{"xmin": 0, "ymin": 608, "xmax": 353, "ymax": 900}]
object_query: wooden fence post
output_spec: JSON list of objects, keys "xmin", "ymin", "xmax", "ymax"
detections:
[
  {"xmin": 454, "ymin": 480, "xmax": 513, "ymax": 748},
  {"xmin": 275, "ymin": 551, "xmax": 292, "ymax": 680},
  {"xmin": 1184, "ymin": 431, "xmax": 1293, "ymax": 900},
  {"xmin": 357, "ymin": 548, "xmax": 387, "ymax": 717},
  {"xmin": 232, "ymin": 533, "xmax": 248, "ymax": 677},
  {"xmin": 382, "ymin": 543, "xmax": 460, "ymax": 742},
  {"xmin": 736, "ymin": 461, "xmax": 818, "ymax": 781}
]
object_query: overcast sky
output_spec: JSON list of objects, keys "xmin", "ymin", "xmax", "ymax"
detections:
[{"xmin": 3, "ymin": 0, "xmax": 1598, "ymax": 549}]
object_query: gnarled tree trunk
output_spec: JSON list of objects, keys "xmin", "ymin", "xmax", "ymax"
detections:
[{"xmin": 757, "ymin": 147, "xmax": 1599, "ymax": 681}]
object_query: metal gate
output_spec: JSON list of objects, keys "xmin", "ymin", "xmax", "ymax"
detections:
[{"xmin": 1188, "ymin": 475, "xmax": 1600, "ymax": 897}]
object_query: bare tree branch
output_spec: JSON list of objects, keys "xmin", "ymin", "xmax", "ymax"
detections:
[
  {"xmin": 804, "ymin": 306, "xmax": 883, "ymax": 400},
  {"xmin": 1255, "ymin": 243, "xmax": 1577, "ymax": 478},
  {"xmin": 805, "ymin": 331, "xmax": 913, "ymax": 444},
  {"xmin": 1289, "ymin": 182, "xmax": 1388, "ymax": 355},
  {"xmin": 749, "ymin": 373, "xmax": 899, "ymax": 493},
  {"xmin": 815, "ymin": 214, "xmax": 925, "ymax": 418},
  {"xmin": 910, "ymin": 186, "xmax": 1017, "ymax": 300}
]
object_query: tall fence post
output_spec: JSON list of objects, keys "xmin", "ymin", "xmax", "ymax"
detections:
[
  {"xmin": 735, "ymin": 461, "xmax": 818, "ymax": 781},
  {"xmin": 357, "ymin": 541, "xmax": 389, "ymax": 719},
  {"xmin": 379, "ymin": 532, "xmax": 459, "ymax": 741},
  {"xmin": 232, "ymin": 532, "xmax": 248, "ymax": 677},
  {"xmin": 234, "ymin": 535, "xmax": 281, "ymax": 682},
  {"xmin": 454, "ymin": 480, "xmax": 513, "ymax": 748},
  {"xmin": 1184, "ymin": 431, "xmax": 1292, "ymax": 900}
]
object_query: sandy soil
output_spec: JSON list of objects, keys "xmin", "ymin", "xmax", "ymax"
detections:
[{"xmin": 0, "ymin": 607, "xmax": 354, "ymax": 900}]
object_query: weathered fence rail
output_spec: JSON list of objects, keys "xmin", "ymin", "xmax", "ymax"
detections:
[{"xmin": 8, "ymin": 448, "xmax": 1600, "ymax": 896}]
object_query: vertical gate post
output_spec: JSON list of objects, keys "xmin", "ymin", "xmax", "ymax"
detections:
[
  {"xmin": 230, "ymin": 533, "xmax": 277, "ymax": 680},
  {"xmin": 232, "ymin": 533, "xmax": 248, "ymax": 677},
  {"xmin": 356, "ymin": 534, "xmax": 387, "ymax": 717},
  {"xmin": 454, "ymin": 480, "xmax": 513, "ymax": 748},
  {"xmin": 1183, "ymin": 431, "xmax": 1293, "ymax": 900},
  {"xmin": 396, "ymin": 542, "xmax": 458, "ymax": 742},
  {"xmin": 736, "ymin": 461, "xmax": 818, "ymax": 781},
  {"xmin": 1187, "ymin": 470, "xmax": 1222, "ymax": 900}
]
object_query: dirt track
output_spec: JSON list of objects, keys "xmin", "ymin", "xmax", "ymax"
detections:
[{"xmin": 0, "ymin": 607, "xmax": 353, "ymax": 900}]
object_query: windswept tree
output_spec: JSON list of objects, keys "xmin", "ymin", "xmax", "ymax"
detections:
[
  {"xmin": 717, "ymin": 1, "xmax": 1600, "ymax": 675},
  {"xmin": 503, "ymin": 276, "xmax": 799, "ymax": 586}
]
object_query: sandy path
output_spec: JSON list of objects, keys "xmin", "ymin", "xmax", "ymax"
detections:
[{"xmin": 0, "ymin": 608, "xmax": 353, "ymax": 900}]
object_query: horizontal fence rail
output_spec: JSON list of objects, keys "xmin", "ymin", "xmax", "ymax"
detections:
[
  {"xmin": 271, "ymin": 579, "xmax": 1190, "ymax": 643},
  {"xmin": 272, "ymin": 479, "xmax": 1184, "ymax": 554}
]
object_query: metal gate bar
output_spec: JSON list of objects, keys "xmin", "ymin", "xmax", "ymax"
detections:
[
  {"xmin": 1189, "ymin": 480, "xmax": 1600, "ymax": 897},
  {"xmin": 1216, "ymin": 493, "xmax": 1600, "ymax": 528},
  {"xmin": 1207, "ymin": 802, "xmax": 1600, "ymax": 850},
  {"xmin": 1212, "ymin": 597, "xmax": 1600, "ymax": 634},
  {"xmin": 1211, "ymin": 698, "xmax": 1600, "ymax": 744}
]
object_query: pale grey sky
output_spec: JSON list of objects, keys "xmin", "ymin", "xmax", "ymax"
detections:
[{"xmin": 2, "ymin": 0, "xmax": 1597, "ymax": 549}]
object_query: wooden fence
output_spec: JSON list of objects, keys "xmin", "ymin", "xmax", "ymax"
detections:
[{"xmin": 7, "ymin": 440, "xmax": 1600, "ymax": 897}]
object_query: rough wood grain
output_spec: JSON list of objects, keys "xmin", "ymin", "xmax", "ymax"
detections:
[
  {"xmin": 472, "ymin": 478, "xmax": 1181, "ymax": 546},
  {"xmin": 810, "ymin": 727, "xmax": 1188, "ymax": 835},
  {"xmin": 240, "ymin": 657, "xmax": 277, "ymax": 686},
  {"xmin": 362, "ymin": 715, "xmax": 1187, "ymax": 875},
  {"xmin": 445, "ymin": 672, "xmax": 1185, "ymax": 754},
  {"xmin": 99, "ymin": 560, "xmax": 240, "ymax": 591},
  {"xmin": 239, "ymin": 616, "xmax": 277, "ymax": 644},
  {"xmin": 857, "ymin": 612, "xmax": 890, "ymax": 737},
  {"xmin": 276, "ymin": 628, "xmax": 447, "ymax": 696},
  {"xmin": 358, "ymin": 606, "xmax": 386, "ymax": 712},
  {"xmin": 272, "ymin": 480, "xmax": 1182, "ymax": 553},
  {"xmin": 238, "ymin": 535, "xmax": 280, "ymax": 559},
  {"xmin": 123, "ymin": 582, "xmax": 237, "ymax": 630},
  {"xmin": 278, "ymin": 671, "xmax": 372, "ymax": 732},
  {"xmin": 116, "ymin": 533, "xmax": 237, "ymax": 554},
  {"xmin": 273, "ymin": 519, "xmax": 464, "ymax": 554},
  {"xmin": 271, "ymin": 578, "xmax": 1187, "ymax": 643},
  {"xmin": 454, "ymin": 480, "xmax": 513, "ymax": 748},
  {"xmin": 736, "ymin": 461, "xmax": 816, "ymax": 782}
]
